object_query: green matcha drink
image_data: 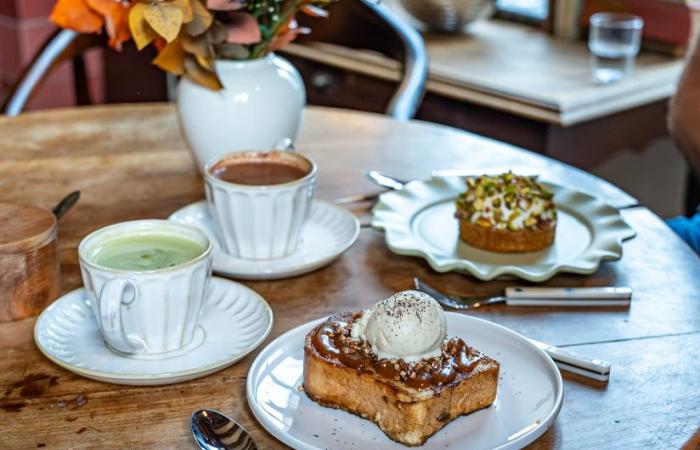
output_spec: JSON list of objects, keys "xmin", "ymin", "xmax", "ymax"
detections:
[{"xmin": 92, "ymin": 234, "xmax": 205, "ymax": 271}]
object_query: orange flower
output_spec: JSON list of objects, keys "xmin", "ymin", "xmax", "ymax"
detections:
[
  {"xmin": 50, "ymin": 0, "xmax": 132, "ymax": 50},
  {"xmin": 50, "ymin": 0, "xmax": 104, "ymax": 33}
]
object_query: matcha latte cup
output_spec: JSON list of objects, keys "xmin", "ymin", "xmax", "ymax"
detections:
[{"xmin": 78, "ymin": 220, "xmax": 213, "ymax": 357}]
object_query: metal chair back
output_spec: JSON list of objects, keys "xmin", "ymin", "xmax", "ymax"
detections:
[{"xmin": 2, "ymin": 1, "xmax": 427, "ymax": 120}]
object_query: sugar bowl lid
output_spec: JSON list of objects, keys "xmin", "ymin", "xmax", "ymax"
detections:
[{"xmin": 0, "ymin": 203, "xmax": 57, "ymax": 254}]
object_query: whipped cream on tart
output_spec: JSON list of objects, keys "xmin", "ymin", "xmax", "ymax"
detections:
[
  {"xmin": 455, "ymin": 172, "xmax": 557, "ymax": 253},
  {"xmin": 456, "ymin": 172, "xmax": 556, "ymax": 231}
]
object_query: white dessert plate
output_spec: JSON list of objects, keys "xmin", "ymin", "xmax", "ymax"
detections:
[
  {"xmin": 247, "ymin": 312, "xmax": 563, "ymax": 450},
  {"xmin": 168, "ymin": 200, "xmax": 360, "ymax": 280},
  {"xmin": 34, "ymin": 277, "xmax": 272, "ymax": 386},
  {"xmin": 372, "ymin": 177, "xmax": 636, "ymax": 281}
]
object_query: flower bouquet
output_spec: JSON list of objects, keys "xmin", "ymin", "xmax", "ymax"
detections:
[{"xmin": 50, "ymin": 0, "xmax": 336, "ymax": 89}]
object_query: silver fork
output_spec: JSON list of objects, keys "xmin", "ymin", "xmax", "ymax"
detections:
[
  {"xmin": 414, "ymin": 278, "xmax": 632, "ymax": 308},
  {"xmin": 414, "ymin": 278, "xmax": 506, "ymax": 310},
  {"xmin": 413, "ymin": 278, "xmax": 612, "ymax": 381}
]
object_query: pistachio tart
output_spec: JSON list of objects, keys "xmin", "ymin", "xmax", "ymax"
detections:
[{"xmin": 455, "ymin": 172, "xmax": 557, "ymax": 253}]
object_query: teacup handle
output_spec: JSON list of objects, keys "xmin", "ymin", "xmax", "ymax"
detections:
[
  {"xmin": 273, "ymin": 138, "xmax": 295, "ymax": 152},
  {"xmin": 99, "ymin": 279, "xmax": 146, "ymax": 353}
]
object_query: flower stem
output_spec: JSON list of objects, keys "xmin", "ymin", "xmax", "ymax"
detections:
[{"xmin": 250, "ymin": 0, "xmax": 304, "ymax": 59}]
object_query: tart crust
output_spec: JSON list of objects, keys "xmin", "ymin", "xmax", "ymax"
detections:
[{"xmin": 459, "ymin": 219, "xmax": 555, "ymax": 253}]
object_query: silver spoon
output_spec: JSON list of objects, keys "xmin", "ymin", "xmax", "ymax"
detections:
[
  {"xmin": 191, "ymin": 409, "xmax": 257, "ymax": 450},
  {"xmin": 52, "ymin": 191, "xmax": 80, "ymax": 220},
  {"xmin": 334, "ymin": 171, "xmax": 408, "ymax": 204},
  {"xmin": 364, "ymin": 170, "xmax": 407, "ymax": 191}
]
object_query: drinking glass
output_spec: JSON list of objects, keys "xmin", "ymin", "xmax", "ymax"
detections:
[{"xmin": 588, "ymin": 13, "xmax": 644, "ymax": 84}]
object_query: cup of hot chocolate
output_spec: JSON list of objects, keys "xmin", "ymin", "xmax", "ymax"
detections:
[{"xmin": 204, "ymin": 150, "xmax": 317, "ymax": 260}]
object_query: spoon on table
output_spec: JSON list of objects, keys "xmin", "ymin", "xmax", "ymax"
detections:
[
  {"xmin": 52, "ymin": 191, "xmax": 80, "ymax": 220},
  {"xmin": 334, "ymin": 171, "xmax": 407, "ymax": 205},
  {"xmin": 364, "ymin": 170, "xmax": 406, "ymax": 191},
  {"xmin": 191, "ymin": 409, "xmax": 257, "ymax": 450}
]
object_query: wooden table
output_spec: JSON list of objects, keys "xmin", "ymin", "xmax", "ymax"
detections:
[{"xmin": 0, "ymin": 104, "xmax": 699, "ymax": 449}]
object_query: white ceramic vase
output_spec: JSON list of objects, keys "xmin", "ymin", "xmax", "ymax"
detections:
[{"xmin": 177, "ymin": 54, "xmax": 306, "ymax": 171}]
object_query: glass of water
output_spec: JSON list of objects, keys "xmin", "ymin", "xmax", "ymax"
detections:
[{"xmin": 588, "ymin": 13, "xmax": 644, "ymax": 84}]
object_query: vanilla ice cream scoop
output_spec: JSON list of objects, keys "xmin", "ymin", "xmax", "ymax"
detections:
[{"xmin": 351, "ymin": 290, "xmax": 447, "ymax": 362}]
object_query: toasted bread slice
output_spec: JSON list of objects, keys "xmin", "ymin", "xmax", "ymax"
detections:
[
  {"xmin": 303, "ymin": 321, "xmax": 500, "ymax": 446},
  {"xmin": 459, "ymin": 219, "xmax": 555, "ymax": 253}
]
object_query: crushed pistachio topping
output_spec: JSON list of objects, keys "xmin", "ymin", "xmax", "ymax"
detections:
[{"xmin": 455, "ymin": 172, "xmax": 556, "ymax": 231}]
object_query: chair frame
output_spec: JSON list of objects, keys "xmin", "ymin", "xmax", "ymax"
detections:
[
  {"xmin": 364, "ymin": 0, "xmax": 428, "ymax": 120},
  {"xmin": 3, "ymin": 30, "xmax": 103, "ymax": 116},
  {"xmin": 2, "ymin": 1, "xmax": 427, "ymax": 120}
]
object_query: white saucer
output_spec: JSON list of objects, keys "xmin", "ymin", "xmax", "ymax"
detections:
[
  {"xmin": 34, "ymin": 277, "xmax": 273, "ymax": 386},
  {"xmin": 168, "ymin": 200, "xmax": 361, "ymax": 280},
  {"xmin": 247, "ymin": 313, "xmax": 563, "ymax": 450}
]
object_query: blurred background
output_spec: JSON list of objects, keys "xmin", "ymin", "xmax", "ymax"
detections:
[{"xmin": 0, "ymin": 0, "xmax": 695, "ymax": 218}]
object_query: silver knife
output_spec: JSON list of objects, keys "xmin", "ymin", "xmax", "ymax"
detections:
[
  {"xmin": 505, "ymin": 286, "xmax": 632, "ymax": 306},
  {"xmin": 528, "ymin": 338, "xmax": 610, "ymax": 381}
]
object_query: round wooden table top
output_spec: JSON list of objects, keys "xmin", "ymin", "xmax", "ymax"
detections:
[{"xmin": 0, "ymin": 104, "xmax": 698, "ymax": 449}]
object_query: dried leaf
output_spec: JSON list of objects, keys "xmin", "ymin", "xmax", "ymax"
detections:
[
  {"xmin": 226, "ymin": 12, "xmax": 261, "ymax": 44},
  {"xmin": 195, "ymin": 54, "xmax": 214, "ymax": 70},
  {"xmin": 85, "ymin": 0, "xmax": 131, "ymax": 50},
  {"xmin": 143, "ymin": 1, "xmax": 183, "ymax": 43},
  {"xmin": 208, "ymin": 20, "xmax": 229, "ymax": 43},
  {"xmin": 206, "ymin": 0, "xmax": 245, "ymax": 11},
  {"xmin": 171, "ymin": 0, "xmax": 193, "ymax": 23},
  {"xmin": 184, "ymin": 0, "xmax": 213, "ymax": 36},
  {"xmin": 153, "ymin": 38, "xmax": 186, "ymax": 74},
  {"xmin": 107, "ymin": 7, "xmax": 131, "ymax": 50},
  {"xmin": 84, "ymin": 0, "xmax": 113, "ymax": 16},
  {"xmin": 129, "ymin": 2, "xmax": 156, "ymax": 49},
  {"xmin": 214, "ymin": 42, "xmax": 249, "ymax": 59},
  {"xmin": 50, "ymin": 0, "xmax": 104, "ymax": 33},
  {"xmin": 185, "ymin": 55, "xmax": 223, "ymax": 90},
  {"xmin": 182, "ymin": 33, "xmax": 212, "ymax": 57},
  {"xmin": 153, "ymin": 36, "xmax": 168, "ymax": 51}
]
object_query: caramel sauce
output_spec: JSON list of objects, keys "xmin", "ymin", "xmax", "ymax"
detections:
[{"xmin": 310, "ymin": 313, "xmax": 484, "ymax": 390}]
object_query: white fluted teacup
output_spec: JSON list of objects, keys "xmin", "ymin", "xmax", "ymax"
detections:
[
  {"xmin": 204, "ymin": 150, "xmax": 317, "ymax": 260},
  {"xmin": 78, "ymin": 220, "xmax": 213, "ymax": 357}
]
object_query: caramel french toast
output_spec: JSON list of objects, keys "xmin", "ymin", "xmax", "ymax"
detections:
[{"xmin": 303, "ymin": 310, "xmax": 499, "ymax": 446}]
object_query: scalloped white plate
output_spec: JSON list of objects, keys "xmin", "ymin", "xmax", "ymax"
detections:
[
  {"xmin": 247, "ymin": 313, "xmax": 563, "ymax": 450},
  {"xmin": 34, "ymin": 277, "xmax": 273, "ymax": 385},
  {"xmin": 371, "ymin": 177, "xmax": 636, "ymax": 282},
  {"xmin": 169, "ymin": 200, "xmax": 360, "ymax": 280}
]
